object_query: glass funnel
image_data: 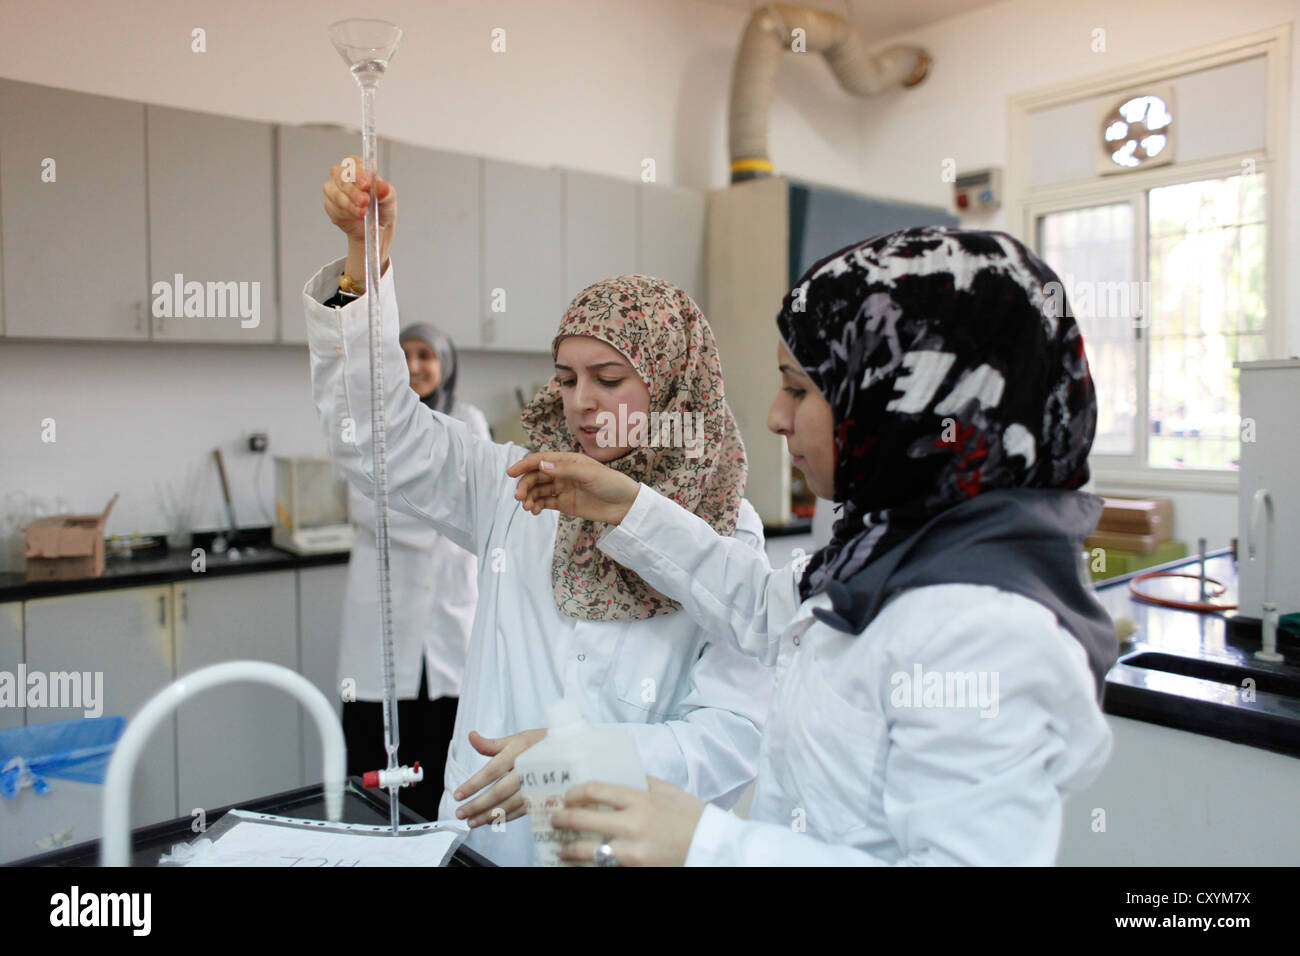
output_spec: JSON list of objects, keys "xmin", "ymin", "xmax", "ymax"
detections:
[{"xmin": 328, "ymin": 18, "xmax": 402, "ymax": 88}]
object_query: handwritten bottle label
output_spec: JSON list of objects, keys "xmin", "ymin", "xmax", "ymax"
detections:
[{"xmin": 519, "ymin": 766, "xmax": 605, "ymax": 867}]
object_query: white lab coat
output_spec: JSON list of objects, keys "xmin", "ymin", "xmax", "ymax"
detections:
[
  {"xmin": 304, "ymin": 258, "xmax": 775, "ymax": 866},
  {"xmin": 338, "ymin": 398, "xmax": 490, "ymax": 703},
  {"xmin": 599, "ymin": 483, "xmax": 1115, "ymax": 866}
]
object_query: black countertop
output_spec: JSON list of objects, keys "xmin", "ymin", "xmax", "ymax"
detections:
[
  {"xmin": 1097, "ymin": 549, "xmax": 1300, "ymax": 759},
  {"xmin": 0, "ymin": 530, "xmax": 350, "ymax": 602}
]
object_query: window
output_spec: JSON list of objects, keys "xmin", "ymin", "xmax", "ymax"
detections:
[
  {"xmin": 1147, "ymin": 173, "xmax": 1266, "ymax": 469},
  {"xmin": 1038, "ymin": 203, "xmax": 1136, "ymax": 455},
  {"xmin": 1009, "ymin": 26, "xmax": 1287, "ymax": 490},
  {"xmin": 1036, "ymin": 171, "xmax": 1266, "ymax": 472}
]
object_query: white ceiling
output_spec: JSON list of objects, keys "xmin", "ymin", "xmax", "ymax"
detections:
[{"xmin": 699, "ymin": 0, "xmax": 1005, "ymax": 43}]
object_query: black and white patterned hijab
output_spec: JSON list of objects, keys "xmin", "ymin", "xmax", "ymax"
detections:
[{"xmin": 778, "ymin": 227, "xmax": 1115, "ymax": 694}]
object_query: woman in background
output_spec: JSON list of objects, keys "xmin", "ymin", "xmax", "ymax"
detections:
[{"xmin": 336, "ymin": 320, "xmax": 490, "ymax": 820}]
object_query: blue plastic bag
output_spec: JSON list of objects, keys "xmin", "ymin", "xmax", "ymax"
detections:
[{"xmin": 0, "ymin": 716, "xmax": 126, "ymax": 799}]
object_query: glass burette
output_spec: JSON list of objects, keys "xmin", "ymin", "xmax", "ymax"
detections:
[{"xmin": 328, "ymin": 18, "xmax": 417, "ymax": 835}]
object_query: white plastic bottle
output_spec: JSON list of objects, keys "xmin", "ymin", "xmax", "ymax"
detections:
[{"xmin": 516, "ymin": 698, "xmax": 648, "ymax": 866}]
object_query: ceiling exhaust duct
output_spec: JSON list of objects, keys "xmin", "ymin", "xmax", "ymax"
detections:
[{"xmin": 728, "ymin": 4, "xmax": 931, "ymax": 182}]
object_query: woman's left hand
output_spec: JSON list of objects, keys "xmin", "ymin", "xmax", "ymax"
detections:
[
  {"xmin": 453, "ymin": 728, "xmax": 547, "ymax": 828},
  {"xmin": 551, "ymin": 776, "xmax": 707, "ymax": 867}
]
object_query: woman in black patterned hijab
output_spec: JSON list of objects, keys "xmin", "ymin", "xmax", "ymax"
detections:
[{"xmin": 778, "ymin": 227, "xmax": 1113, "ymax": 690}]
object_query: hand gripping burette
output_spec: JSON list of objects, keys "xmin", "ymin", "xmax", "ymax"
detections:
[{"xmin": 328, "ymin": 18, "xmax": 421, "ymax": 835}]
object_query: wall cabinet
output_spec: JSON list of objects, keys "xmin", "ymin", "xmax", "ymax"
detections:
[
  {"xmin": 0, "ymin": 83, "xmax": 279, "ymax": 344},
  {"xmin": 386, "ymin": 143, "xmax": 483, "ymax": 348},
  {"xmin": 0, "ymin": 80, "xmax": 150, "ymax": 340},
  {"xmin": 146, "ymin": 106, "xmax": 276, "ymax": 343},
  {"xmin": 0, "ymin": 79, "xmax": 710, "ymax": 356},
  {"xmin": 482, "ymin": 159, "xmax": 564, "ymax": 352},
  {"xmin": 639, "ymin": 182, "xmax": 706, "ymax": 307},
  {"xmin": 564, "ymin": 170, "xmax": 638, "ymax": 304},
  {"xmin": 276, "ymin": 126, "xmax": 382, "ymax": 344}
]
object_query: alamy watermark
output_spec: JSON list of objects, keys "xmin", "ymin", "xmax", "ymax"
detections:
[
  {"xmin": 0, "ymin": 666, "xmax": 103, "ymax": 718},
  {"xmin": 1043, "ymin": 275, "xmax": 1152, "ymax": 325},
  {"xmin": 50, "ymin": 886, "xmax": 150, "ymax": 936},
  {"xmin": 890, "ymin": 663, "xmax": 1000, "ymax": 718},
  {"xmin": 152, "ymin": 273, "xmax": 261, "ymax": 329},
  {"xmin": 594, "ymin": 406, "xmax": 707, "ymax": 458}
]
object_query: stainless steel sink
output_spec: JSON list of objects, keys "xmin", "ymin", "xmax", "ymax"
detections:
[{"xmin": 1120, "ymin": 650, "xmax": 1300, "ymax": 699}]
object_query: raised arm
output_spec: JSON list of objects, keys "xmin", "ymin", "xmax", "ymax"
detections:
[
  {"xmin": 306, "ymin": 257, "xmax": 517, "ymax": 556},
  {"xmin": 306, "ymin": 160, "xmax": 520, "ymax": 555}
]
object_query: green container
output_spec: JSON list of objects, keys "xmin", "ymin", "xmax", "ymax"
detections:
[{"xmin": 1087, "ymin": 539, "xmax": 1188, "ymax": 581}]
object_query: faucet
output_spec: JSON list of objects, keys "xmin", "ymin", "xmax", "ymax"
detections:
[
  {"xmin": 101, "ymin": 661, "xmax": 346, "ymax": 866},
  {"xmin": 1248, "ymin": 488, "xmax": 1283, "ymax": 663}
]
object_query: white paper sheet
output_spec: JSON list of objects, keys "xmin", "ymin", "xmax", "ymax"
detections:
[{"xmin": 180, "ymin": 811, "xmax": 469, "ymax": 867}]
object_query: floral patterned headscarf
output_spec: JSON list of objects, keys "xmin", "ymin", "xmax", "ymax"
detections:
[{"xmin": 521, "ymin": 275, "xmax": 748, "ymax": 622}]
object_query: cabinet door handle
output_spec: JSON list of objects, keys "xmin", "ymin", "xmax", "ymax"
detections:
[
  {"xmin": 133, "ymin": 300, "xmax": 145, "ymax": 332},
  {"xmin": 180, "ymin": 588, "xmax": 187, "ymax": 621},
  {"xmin": 158, "ymin": 594, "xmax": 167, "ymax": 626}
]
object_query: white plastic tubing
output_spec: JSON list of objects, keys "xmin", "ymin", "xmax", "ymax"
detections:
[
  {"xmin": 101, "ymin": 661, "xmax": 345, "ymax": 866},
  {"xmin": 729, "ymin": 4, "xmax": 931, "ymax": 180}
]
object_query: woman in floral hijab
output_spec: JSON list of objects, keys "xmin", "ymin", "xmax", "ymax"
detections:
[{"xmin": 521, "ymin": 274, "xmax": 749, "ymax": 620}]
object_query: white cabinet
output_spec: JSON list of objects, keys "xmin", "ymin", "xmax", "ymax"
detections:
[
  {"xmin": 21, "ymin": 586, "xmax": 178, "ymax": 834},
  {"xmin": 483, "ymin": 159, "xmax": 563, "ymax": 352},
  {"xmin": 173, "ymin": 573, "xmax": 300, "ymax": 811},
  {"xmin": 640, "ymin": 183, "xmax": 706, "ymax": 307},
  {"xmin": 0, "ymin": 602, "xmax": 21, "ymax": 730},
  {"xmin": 1236, "ymin": 360, "xmax": 1300, "ymax": 619},
  {"xmin": 146, "ymin": 106, "xmax": 276, "ymax": 343},
  {"xmin": 4, "ymin": 562, "xmax": 358, "ymax": 859},
  {"xmin": 297, "ymin": 563, "xmax": 349, "ymax": 784},
  {"xmin": 564, "ymin": 170, "xmax": 638, "ymax": 303},
  {"xmin": 706, "ymin": 178, "xmax": 791, "ymax": 524},
  {"xmin": 0, "ymin": 80, "xmax": 150, "ymax": 340},
  {"xmin": 1057, "ymin": 714, "xmax": 1300, "ymax": 865},
  {"xmin": 276, "ymin": 125, "xmax": 378, "ymax": 344},
  {"xmin": 386, "ymin": 143, "xmax": 483, "ymax": 349}
]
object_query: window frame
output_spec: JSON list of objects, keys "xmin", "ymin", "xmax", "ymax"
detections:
[{"xmin": 1006, "ymin": 25, "xmax": 1290, "ymax": 494}]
